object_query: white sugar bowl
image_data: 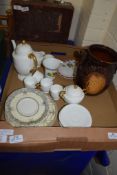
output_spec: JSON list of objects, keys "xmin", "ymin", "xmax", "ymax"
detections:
[{"xmin": 60, "ymin": 85, "xmax": 85, "ymax": 104}]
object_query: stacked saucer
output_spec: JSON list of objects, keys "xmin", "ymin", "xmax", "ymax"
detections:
[{"xmin": 5, "ymin": 88, "xmax": 57, "ymax": 127}]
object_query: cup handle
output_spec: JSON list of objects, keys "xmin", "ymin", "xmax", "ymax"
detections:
[
  {"xmin": 74, "ymin": 49, "xmax": 88, "ymax": 65},
  {"xmin": 35, "ymin": 82, "xmax": 41, "ymax": 89},
  {"xmin": 82, "ymin": 89, "xmax": 87, "ymax": 94},
  {"xmin": 28, "ymin": 53, "xmax": 38, "ymax": 74},
  {"xmin": 59, "ymin": 91, "xmax": 66, "ymax": 98}
]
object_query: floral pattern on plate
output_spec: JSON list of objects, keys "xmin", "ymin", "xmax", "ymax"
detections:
[{"xmin": 5, "ymin": 88, "xmax": 57, "ymax": 127}]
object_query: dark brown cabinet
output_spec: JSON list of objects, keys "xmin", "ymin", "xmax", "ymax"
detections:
[{"xmin": 12, "ymin": 0, "xmax": 74, "ymax": 43}]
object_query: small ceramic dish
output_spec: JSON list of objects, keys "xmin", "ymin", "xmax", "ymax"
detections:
[
  {"xmin": 59, "ymin": 104, "xmax": 92, "ymax": 127},
  {"xmin": 58, "ymin": 60, "xmax": 77, "ymax": 79}
]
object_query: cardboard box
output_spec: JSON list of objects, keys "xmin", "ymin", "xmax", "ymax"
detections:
[{"xmin": 0, "ymin": 42, "xmax": 117, "ymax": 151}]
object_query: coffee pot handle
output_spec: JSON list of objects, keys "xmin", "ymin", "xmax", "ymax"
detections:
[
  {"xmin": 74, "ymin": 49, "xmax": 88, "ymax": 64},
  {"xmin": 28, "ymin": 53, "xmax": 38, "ymax": 74}
]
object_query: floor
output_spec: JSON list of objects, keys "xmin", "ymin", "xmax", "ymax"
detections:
[{"xmin": 81, "ymin": 151, "xmax": 117, "ymax": 175}]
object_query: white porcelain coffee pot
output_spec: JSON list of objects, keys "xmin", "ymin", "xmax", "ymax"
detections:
[{"xmin": 12, "ymin": 40, "xmax": 38, "ymax": 81}]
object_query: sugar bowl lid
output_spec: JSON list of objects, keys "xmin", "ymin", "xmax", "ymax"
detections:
[{"xmin": 65, "ymin": 85, "xmax": 84, "ymax": 97}]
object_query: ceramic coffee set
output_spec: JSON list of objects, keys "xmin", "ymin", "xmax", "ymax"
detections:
[{"xmin": 5, "ymin": 40, "xmax": 92, "ymax": 128}]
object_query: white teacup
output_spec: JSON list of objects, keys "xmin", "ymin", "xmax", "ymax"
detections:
[
  {"xmin": 50, "ymin": 84, "xmax": 63, "ymax": 101},
  {"xmin": 32, "ymin": 71, "xmax": 44, "ymax": 83},
  {"xmin": 40, "ymin": 78, "xmax": 53, "ymax": 93},
  {"xmin": 24, "ymin": 75, "xmax": 37, "ymax": 88}
]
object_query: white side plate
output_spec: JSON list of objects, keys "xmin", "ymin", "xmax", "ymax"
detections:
[{"xmin": 59, "ymin": 104, "xmax": 92, "ymax": 127}]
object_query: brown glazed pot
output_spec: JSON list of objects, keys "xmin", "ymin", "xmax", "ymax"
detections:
[{"xmin": 74, "ymin": 44, "xmax": 117, "ymax": 95}]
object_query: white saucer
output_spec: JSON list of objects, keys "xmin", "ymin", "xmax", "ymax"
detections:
[
  {"xmin": 5, "ymin": 88, "xmax": 57, "ymax": 127},
  {"xmin": 59, "ymin": 104, "xmax": 92, "ymax": 127}
]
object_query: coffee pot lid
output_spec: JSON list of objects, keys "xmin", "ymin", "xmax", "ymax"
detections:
[{"xmin": 15, "ymin": 40, "xmax": 33, "ymax": 55}]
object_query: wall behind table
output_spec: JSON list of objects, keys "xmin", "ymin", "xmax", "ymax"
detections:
[
  {"xmin": 66, "ymin": 0, "xmax": 83, "ymax": 41},
  {"xmin": 103, "ymin": 5, "xmax": 117, "ymax": 90}
]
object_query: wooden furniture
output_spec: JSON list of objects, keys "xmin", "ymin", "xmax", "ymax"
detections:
[
  {"xmin": 0, "ymin": 10, "xmax": 13, "ymax": 56},
  {"xmin": 11, "ymin": 0, "xmax": 74, "ymax": 43}
]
